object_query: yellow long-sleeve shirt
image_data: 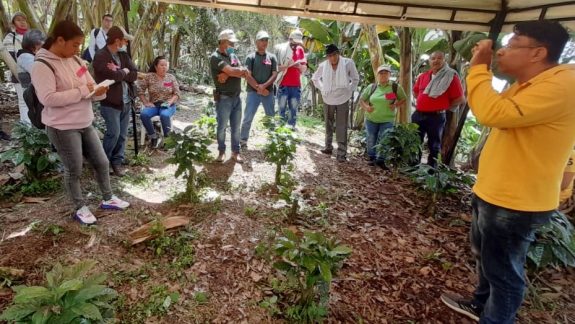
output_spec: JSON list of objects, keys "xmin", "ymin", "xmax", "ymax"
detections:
[{"xmin": 467, "ymin": 64, "xmax": 575, "ymax": 211}]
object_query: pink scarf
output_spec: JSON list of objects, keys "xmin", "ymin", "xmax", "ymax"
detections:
[{"xmin": 15, "ymin": 27, "xmax": 28, "ymax": 35}]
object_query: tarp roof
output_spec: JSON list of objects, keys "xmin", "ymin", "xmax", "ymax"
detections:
[{"xmin": 159, "ymin": 0, "xmax": 575, "ymax": 32}]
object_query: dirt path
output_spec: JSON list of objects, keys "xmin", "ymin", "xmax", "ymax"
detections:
[{"xmin": 0, "ymin": 91, "xmax": 573, "ymax": 323}]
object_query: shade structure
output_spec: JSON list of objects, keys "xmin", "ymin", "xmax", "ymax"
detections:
[{"xmin": 154, "ymin": 0, "xmax": 575, "ymax": 32}]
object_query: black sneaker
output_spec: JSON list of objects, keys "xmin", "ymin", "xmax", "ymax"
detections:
[
  {"xmin": 320, "ymin": 148, "xmax": 333, "ymax": 155},
  {"xmin": 0, "ymin": 131, "xmax": 11, "ymax": 141},
  {"xmin": 240, "ymin": 141, "xmax": 248, "ymax": 149},
  {"xmin": 440, "ymin": 293, "xmax": 482, "ymax": 321}
]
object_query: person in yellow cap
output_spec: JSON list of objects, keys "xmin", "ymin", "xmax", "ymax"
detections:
[{"xmin": 441, "ymin": 20, "xmax": 575, "ymax": 323}]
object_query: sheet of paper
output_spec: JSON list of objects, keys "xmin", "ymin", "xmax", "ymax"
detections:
[{"xmin": 87, "ymin": 79, "xmax": 115, "ymax": 98}]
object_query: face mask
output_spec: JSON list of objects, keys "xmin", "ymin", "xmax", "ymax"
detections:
[
  {"xmin": 226, "ymin": 47, "xmax": 235, "ymax": 55},
  {"xmin": 119, "ymin": 45, "xmax": 127, "ymax": 52}
]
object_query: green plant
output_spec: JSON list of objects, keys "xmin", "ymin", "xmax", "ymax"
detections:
[
  {"xmin": 147, "ymin": 220, "xmax": 196, "ymax": 274},
  {"xmin": 193, "ymin": 291, "xmax": 208, "ymax": 304},
  {"xmin": 164, "ymin": 124, "xmax": 212, "ymax": 202},
  {"xmin": 405, "ymin": 162, "xmax": 474, "ymax": 216},
  {"xmin": 0, "ymin": 122, "xmax": 59, "ymax": 181},
  {"xmin": 375, "ymin": 123, "xmax": 421, "ymax": 172},
  {"xmin": 196, "ymin": 115, "xmax": 217, "ymax": 138},
  {"xmin": 129, "ymin": 153, "xmax": 151, "ymax": 167},
  {"xmin": 119, "ymin": 284, "xmax": 179, "ymax": 322},
  {"xmin": 455, "ymin": 116, "xmax": 482, "ymax": 164},
  {"xmin": 265, "ymin": 229, "xmax": 352, "ymax": 323},
  {"xmin": 263, "ymin": 124, "xmax": 300, "ymax": 186},
  {"xmin": 0, "ymin": 260, "xmax": 117, "ymax": 323},
  {"xmin": 20, "ymin": 177, "xmax": 62, "ymax": 196},
  {"xmin": 528, "ymin": 211, "xmax": 575, "ymax": 270}
]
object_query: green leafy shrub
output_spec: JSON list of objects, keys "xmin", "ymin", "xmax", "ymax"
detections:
[
  {"xmin": 147, "ymin": 220, "xmax": 195, "ymax": 274},
  {"xmin": 0, "ymin": 122, "xmax": 59, "ymax": 181},
  {"xmin": 263, "ymin": 124, "xmax": 300, "ymax": 186},
  {"xmin": 263, "ymin": 229, "xmax": 352, "ymax": 323},
  {"xmin": 164, "ymin": 123, "xmax": 212, "ymax": 202},
  {"xmin": 405, "ymin": 163, "xmax": 474, "ymax": 216},
  {"xmin": 20, "ymin": 177, "xmax": 61, "ymax": 196},
  {"xmin": 528, "ymin": 211, "xmax": 575, "ymax": 270},
  {"xmin": 0, "ymin": 260, "xmax": 117, "ymax": 323},
  {"xmin": 375, "ymin": 123, "xmax": 421, "ymax": 171},
  {"xmin": 118, "ymin": 284, "xmax": 179, "ymax": 322}
]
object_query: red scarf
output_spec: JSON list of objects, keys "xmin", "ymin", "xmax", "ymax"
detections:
[{"xmin": 15, "ymin": 27, "xmax": 28, "ymax": 35}]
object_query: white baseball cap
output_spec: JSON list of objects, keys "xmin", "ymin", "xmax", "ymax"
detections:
[
  {"xmin": 256, "ymin": 31, "xmax": 270, "ymax": 41},
  {"xmin": 289, "ymin": 29, "xmax": 303, "ymax": 44},
  {"xmin": 377, "ymin": 64, "xmax": 392, "ymax": 73},
  {"xmin": 218, "ymin": 29, "xmax": 239, "ymax": 42}
]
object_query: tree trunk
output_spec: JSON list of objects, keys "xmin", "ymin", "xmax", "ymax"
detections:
[
  {"xmin": 171, "ymin": 31, "xmax": 181, "ymax": 68},
  {"xmin": 441, "ymin": 31, "xmax": 464, "ymax": 165},
  {"xmin": 132, "ymin": 2, "xmax": 168, "ymax": 63},
  {"xmin": 0, "ymin": 1, "xmax": 10, "ymax": 35},
  {"xmin": 361, "ymin": 24, "xmax": 382, "ymax": 77},
  {"xmin": 49, "ymin": 0, "xmax": 74, "ymax": 33},
  {"xmin": 398, "ymin": 27, "xmax": 412, "ymax": 124}
]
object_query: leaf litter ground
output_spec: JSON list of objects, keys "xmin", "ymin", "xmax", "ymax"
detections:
[{"xmin": 0, "ymin": 91, "xmax": 574, "ymax": 323}]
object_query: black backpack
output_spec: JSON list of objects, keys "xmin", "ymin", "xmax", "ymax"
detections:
[
  {"xmin": 368, "ymin": 81, "xmax": 399, "ymax": 104},
  {"xmin": 24, "ymin": 59, "xmax": 54, "ymax": 129},
  {"xmin": 81, "ymin": 28, "xmax": 100, "ymax": 63}
]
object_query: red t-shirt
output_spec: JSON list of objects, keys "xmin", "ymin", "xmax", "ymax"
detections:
[
  {"xmin": 280, "ymin": 45, "xmax": 306, "ymax": 87},
  {"xmin": 413, "ymin": 70, "xmax": 463, "ymax": 112}
]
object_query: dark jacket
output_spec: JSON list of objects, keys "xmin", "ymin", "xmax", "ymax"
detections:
[{"xmin": 92, "ymin": 47, "xmax": 138, "ymax": 109}]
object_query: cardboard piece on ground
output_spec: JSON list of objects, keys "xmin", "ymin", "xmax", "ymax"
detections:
[
  {"xmin": 22, "ymin": 197, "xmax": 50, "ymax": 204},
  {"xmin": 129, "ymin": 216, "xmax": 190, "ymax": 245}
]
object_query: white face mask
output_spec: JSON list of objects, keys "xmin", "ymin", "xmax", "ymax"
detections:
[{"xmin": 119, "ymin": 45, "xmax": 127, "ymax": 52}]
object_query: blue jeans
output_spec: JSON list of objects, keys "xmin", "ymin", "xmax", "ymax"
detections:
[
  {"xmin": 411, "ymin": 110, "xmax": 446, "ymax": 167},
  {"xmin": 277, "ymin": 86, "xmax": 301, "ymax": 127},
  {"xmin": 365, "ymin": 120, "xmax": 393, "ymax": 161},
  {"xmin": 240, "ymin": 91, "xmax": 275, "ymax": 143},
  {"xmin": 100, "ymin": 104, "xmax": 131, "ymax": 166},
  {"xmin": 140, "ymin": 104, "xmax": 176, "ymax": 137},
  {"xmin": 470, "ymin": 195, "xmax": 551, "ymax": 324},
  {"xmin": 216, "ymin": 95, "xmax": 242, "ymax": 153}
]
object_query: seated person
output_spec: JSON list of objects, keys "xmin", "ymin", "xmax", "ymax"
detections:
[
  {"xmin": 138, "ymin": 55, "xmax": 180, "ymax": 147},
  {"xmin": 559, "ymin": 148, "xmax": 575, "ymax": 214}
]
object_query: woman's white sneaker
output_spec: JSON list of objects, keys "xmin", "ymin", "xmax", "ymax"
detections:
[
  {"xmin": 100, "ymin": 195, "xmax": 130, "ymax": 210},
  {"xmin": 74, "ymin": 206, "xmax": 97, "ymax": 225}
]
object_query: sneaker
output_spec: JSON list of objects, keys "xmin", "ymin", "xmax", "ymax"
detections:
[
  {"xmin": 320, "ymin": 148, "xmax": 333, "ymax": 155},
  {"xmin": 440, "ymin": 293, "xmax": 482, "ymax": 321},
  {"xmin": 337, "ymin": 156, "xmax": 347, "ymax": 163},
  {"xmin": 215, "ymin": 152, "xmax": 225, "ymax": 162},
  {"xmin": 100, "ymin": 195, "xmax": 130, "ymax": 210},
  {"xmin": 74, "ymin": 206, "xmax": 97, "ymax": 225},
  {"xmin": 240, "ymin": 141, "xmax": 248, "ymax": 149},
  {"xmin": 0, "ymin": 130, "xmax": 11, "ymax": 141},
  {"xmin": 367, "ymin": 160, "xmax": 376, "ymax": 166}
]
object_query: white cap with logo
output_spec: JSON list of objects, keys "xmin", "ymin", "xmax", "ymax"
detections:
[
  {"xmin": 256, "ymin": 31, "xmax": 270, "ymax": 41},
  {"xmin": 377, "ymin": 65, "xmax": 392, "ymax": 73},
  {"xmin": 218, "ymin": 29, "xmax": 239, "ymax": 42},
  {"xmin": 289, "ymin": 29, "xmax": 303, "ymax": 44}
]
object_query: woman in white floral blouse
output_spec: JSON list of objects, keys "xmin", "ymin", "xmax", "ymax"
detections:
[{"xmin": 138, "ymin": 55, "xmax": 180, "ymax": 147}]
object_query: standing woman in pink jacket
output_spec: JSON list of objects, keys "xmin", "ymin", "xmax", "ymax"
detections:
[{"xmin": 31, "ymin": 20, "xmax": 130, "ymax": 225}]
